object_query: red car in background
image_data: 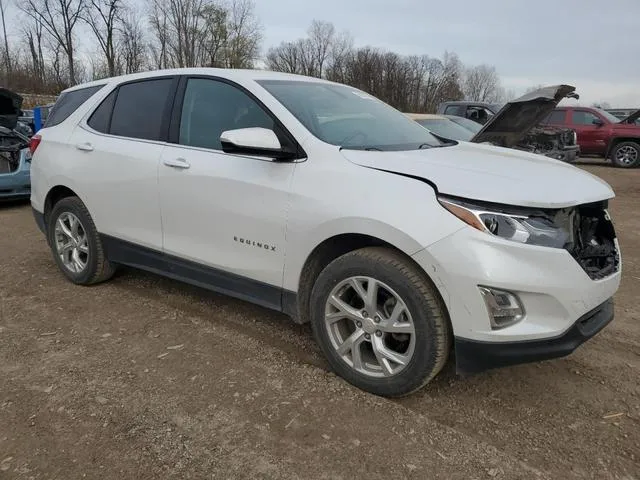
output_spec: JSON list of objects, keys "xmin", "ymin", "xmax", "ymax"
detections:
[{"xmin": 541, "ymin": 106, "xmax": 640, "ymax": 168}]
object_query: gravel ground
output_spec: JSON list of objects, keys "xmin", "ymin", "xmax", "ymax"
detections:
[{"xmin": 0, "ymin": 159, "xmax": 639, "ymax": 479}]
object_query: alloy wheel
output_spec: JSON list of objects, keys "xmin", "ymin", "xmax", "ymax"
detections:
[
  {"xmin": 324, "ymin": 276, "xmax": 416, "ymax": 378},
  {"xmin": 54, "ymin": 212, "xmax": 89, "ymax": 273},
  {"xmin": 615, "ymin": 145, "xmax": 639, "ymax": 166}
]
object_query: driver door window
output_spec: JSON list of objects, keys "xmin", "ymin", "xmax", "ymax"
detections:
[
  {"xmin": 178, "ymin": 78, "xmax": 274, "ymax": 150},
  {"xmin": 158, "ymin": 76, "xmax": 295, "ymax": 299},
  {"xmin": 571, "ymin": 111, "xmax": 601, "ymax": 126}
]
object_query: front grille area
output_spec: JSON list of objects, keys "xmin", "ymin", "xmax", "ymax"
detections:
[
  {"xmin": 559, "ymin": 129, "xmax": 577, "ymax": 147},
  {"xmin": 564, "ymin": 201, "xmax": 619, "ymax": 280}
]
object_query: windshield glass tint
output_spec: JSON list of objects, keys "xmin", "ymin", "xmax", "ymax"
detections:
[
  {"xmin": 416, "ymin": 119, "xmax": 474, "ymax": 141},
  {"xmin": 447, "ymin": 115, "xmax": 482, "ymax": 133},
  {"xmin": 257, "ymin": 80, "xmax": 442, "ymax": 151},
  {"xmin": 594, "ymin": 108, "xmax": 623, "ymax": 124}
]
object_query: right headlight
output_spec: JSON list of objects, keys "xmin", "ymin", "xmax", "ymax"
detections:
[{"xmin": 438, "ymin": 195, "xmax": 569, "ymax": 248}]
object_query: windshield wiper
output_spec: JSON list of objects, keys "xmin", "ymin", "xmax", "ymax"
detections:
[
  {"xmin": 339, "ymin": 145, "xmax": 383, "ymax": 151},
  {"xmin": 418, "ymin": 143, "xmax": 432, "ymax": 149}
]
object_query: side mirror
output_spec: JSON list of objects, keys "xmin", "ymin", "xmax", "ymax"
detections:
[
  {"xmin": 592, "ymin": 117, "xmax": 604, "ymax": 126},
  {"xmin": 220, "ymin": 127, "xmax": 296, "ymax": 161}
]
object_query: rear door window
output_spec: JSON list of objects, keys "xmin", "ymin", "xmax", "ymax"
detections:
[
  {"xmin": 109, "ymin": 78, "xmax": 175, "ymax": 141},
  {"xmin": 44, "ymin": 84, "xmax": 105, "ymax": 127}
]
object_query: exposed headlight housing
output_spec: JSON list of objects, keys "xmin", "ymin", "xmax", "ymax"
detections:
[{"xmin": 438, "ymin": 195, "xmax": 569, "ymax": 248}]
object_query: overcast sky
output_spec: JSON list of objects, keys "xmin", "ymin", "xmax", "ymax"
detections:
[
  {"xmin": 253, "ymin": 0, "xmax": 640, "ymax": 107},
  {"xmin": 4, "ymin": 0, "xmax": 638, "ymax": 107}
]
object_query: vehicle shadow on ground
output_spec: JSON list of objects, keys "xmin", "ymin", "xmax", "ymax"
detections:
[
  {"xmin": 108, "ymin": 265, "xmax": 324, "ymax": 368},
  {"xmin": 107, "ymin": 265, "xmax": 576, "ymax": 401}
]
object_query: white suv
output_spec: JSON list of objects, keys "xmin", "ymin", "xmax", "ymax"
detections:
[{"xmin": 29, "ymin": 69, "xmax": 621, "ymax": 397}]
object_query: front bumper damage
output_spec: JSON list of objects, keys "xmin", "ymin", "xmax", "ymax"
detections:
[
  {"xmin": 412, "ymin": 200, "xmax": 621, "ymax": 375},
  {"xmin": 454, "ymin": 297, "xmax": 613, "ymax": 374}
]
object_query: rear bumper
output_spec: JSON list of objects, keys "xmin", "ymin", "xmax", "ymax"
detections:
[
  {"xmin": 454, "ymin": 297, "xmax": 614, "ymax": 374},
  {"xmin": 0, "ymin": 173, "xmax": 31, "ymax": 199},
  {"xmin": 0, "ymin": 151, "xmax": 31, "ymax": 199},
  {"xmin": 32, "ymin": 206, "xmax": 46, "ymax": 235}
]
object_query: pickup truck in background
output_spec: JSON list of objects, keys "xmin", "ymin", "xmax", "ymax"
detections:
[
  {"xmin": 437, "ymin": 94, "xmax": 581, "ymax": 163},
  {"xmin": 540, "ymin": 107, "xmax": 640, "ymax": 168}
]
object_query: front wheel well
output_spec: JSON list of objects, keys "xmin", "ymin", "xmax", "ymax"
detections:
[{"xmin": 294, "ymin": 234, "xmax": 438, "ymax": 325}]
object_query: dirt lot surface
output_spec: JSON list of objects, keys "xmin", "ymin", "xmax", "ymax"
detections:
[{"xmin": 1, "ymin": 159, "xmax": 639, "ymax": 479}]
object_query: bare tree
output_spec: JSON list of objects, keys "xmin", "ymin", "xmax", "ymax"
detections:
[
  {"xmin": 119, "ymin": 11, "xmax": 146, "ymax": 74},
  {"xmin": 524, "ymin": 84, "xmax": 546, "ymax": 94},
  {"xmin": 224, "ymin": 0, "xmax": 261, "ymax": 68},
  {"xmin": 82, "ymin": 0, "xmax": 122, "ymax": 77},
  {"xmin": 266, "ymin": 21, "xmax": 351, "ymax": 78},
  {"xmin": 306, "ymin": 20, "xmax": 334, "ymax": 77},
  {"xmin": 463, "ymin": 64, "xmax": 501, "ymax": 102},
  {"xmin": 0, "ymin": 0, "xmax": 11, "ymax": 75},
  {"xmin": 148, "ymin": 0, "xmax": 168, "ymax": 68},
  {"xmin": 24, "ymin": 18, "xmax": 46, "ymax": 81},
  {"xmin": 19, "ymin": 0, "xmax": 86, "ymax": 84},
  {"xmin": 147, "ymin": 0, "xmax": 260, "ymax": 70},
  {"xmin": 267, "ymin": 21, "xmax": 468, "ymax": 113},
  {"xmin": 265, "ymin": 40, "xmax": 304, "ymax": 74},
  {"xmin": 197, "ymin": 2, "xmax": 227, "ymax": 66}
]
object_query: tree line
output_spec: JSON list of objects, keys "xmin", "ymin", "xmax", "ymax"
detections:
[{"xmin": 0, "ymin": 0, "xmax": 512, "ymax": 112}]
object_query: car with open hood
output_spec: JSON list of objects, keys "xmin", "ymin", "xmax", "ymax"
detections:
[
  {"xmin": 436, "ymin": 87, "xmax": 581, "ymax": 163},
  {"xmin": 541, "ymin": 106, "xmax": 640, "ymax": 167},
  {"xmin": 0, "ymin": 88, "xmax": 32, "ymax": 200},
  {"xmin": 29, "ymin": 69, "xmax": 621, "ymax": 397}
]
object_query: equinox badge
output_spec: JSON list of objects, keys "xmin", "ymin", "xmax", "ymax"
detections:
[{"xmin": 234, "ymin": 236, "xmax": 276, "ymax": 252}]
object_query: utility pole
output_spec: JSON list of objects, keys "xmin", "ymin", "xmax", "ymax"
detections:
[{"xmin": 0, "ymin": 0, "xmax": 11, "ymax": 75}]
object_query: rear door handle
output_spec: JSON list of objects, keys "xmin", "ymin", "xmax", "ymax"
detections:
[
  {"xmin": 163, "ymin": 157, "xmax": 191, "ymax": 169},
  {"xmin": 75, "ymin": 142, "xmax": 94, "ymax": 152}
]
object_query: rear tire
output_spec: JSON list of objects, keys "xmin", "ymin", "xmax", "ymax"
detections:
[
  {"xmin": 309, "ymin": 247, "xmax": 451, "ymax": 397},
  {"xmin": 611, "ymin": 141, "xmax": 640, "ymax": 168},
  {"xmin": 47, "ymin": 196, "xmax": 115, "ymax": 285}
]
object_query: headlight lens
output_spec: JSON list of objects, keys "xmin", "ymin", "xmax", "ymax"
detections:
[{"xmin": 439, "ymin": 196, "xmax": 569, "ymax": 248}]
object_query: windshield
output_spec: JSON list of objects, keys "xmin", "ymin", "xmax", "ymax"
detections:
[
  {"xmin": 446, "ymin": 115, "xmax": 483, "ymax": 134},
  {"xmin": 257, "ymin": 80, "xmax": 443, "ymax": 151},
  {"xmin": 415, "ymin": 118, "xmax": 474, "ymax": 141},
  {"xmin": 594, "ymin": 108, "xmax": 623, "ymax": 124}
]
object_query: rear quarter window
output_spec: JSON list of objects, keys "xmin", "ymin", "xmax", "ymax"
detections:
[
  {"xmin": 87, "ymin": 91, "xmax": 117, "ymax": 133},
  {"xmin": 44, "ymin": 84, "xmax": 105, "ymax": 127}
]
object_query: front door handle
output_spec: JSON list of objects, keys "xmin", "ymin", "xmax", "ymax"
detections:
[
  {"xmin": 163, "ymin": 157, "xmax": 191, "ymax": 169},
  {"xmin": 75, "ymin": 142, "xmax": 94, "ymax": 152}
]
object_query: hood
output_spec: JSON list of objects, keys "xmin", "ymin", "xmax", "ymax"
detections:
[
  {"xmin": 341, "ymin": 141, "xmax": 614, "ymax": 209},
  {"xmin": 0, "ymin": 88, "xmax": 23, "ymax": 130},
  {"xmin": 618, "ymin": 109, "xmax": 640, "ymax": 125},
  {"xmin": 470, "ymin": 85, "xmax": 579, "ymax": 148}
]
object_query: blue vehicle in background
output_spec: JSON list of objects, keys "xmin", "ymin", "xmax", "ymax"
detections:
[{"xmin": 1, "ymin": 88, "xmax": 33, "ymax": 201}]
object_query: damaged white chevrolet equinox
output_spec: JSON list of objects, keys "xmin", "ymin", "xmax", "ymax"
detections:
[{"xmin": 30, "ymin": 69, "xmax": 621, "ymax": 397}]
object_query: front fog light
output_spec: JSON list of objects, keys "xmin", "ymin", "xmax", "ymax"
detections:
[{"xmin": 478, "ymin": 286, "xmax": 524, "ymax": 329}]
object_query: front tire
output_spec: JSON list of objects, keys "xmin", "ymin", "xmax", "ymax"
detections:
[
  {"xmin": 611, "ymin": 141, "xmax": 640, "ymax": 168},
  {"xmin": 309, "ymin": 247, "xmax": 451, "ymax": 397},
  {"xmin": 47, "ymin": 196, "xmax": 115, "ymax": 285}
]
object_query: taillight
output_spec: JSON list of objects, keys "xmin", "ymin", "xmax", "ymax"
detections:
[{"xmin": 29, "ymin": 134, "xmax": 42, "ymax": 155}]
